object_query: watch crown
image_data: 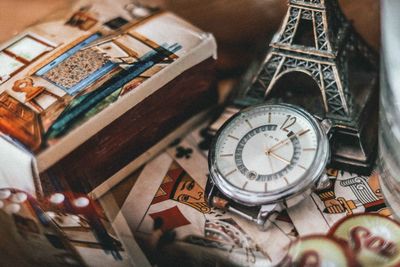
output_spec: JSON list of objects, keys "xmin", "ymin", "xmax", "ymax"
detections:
[
  {"xmin": 316, "ymin": 173, "xmax": 331, "ymax": 190},
  {"xmin": 320, "ymin": 119, "xmax": 333, "ymax": 134}
]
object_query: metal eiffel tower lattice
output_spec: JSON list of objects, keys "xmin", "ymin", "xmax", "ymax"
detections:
[
  {"xmin": 239, "ymin": 0, "xmax": 376, "ymax": 119},
  {"xmin": 236, "ymin": 0, "xmax": 379, "ymax": 172}
]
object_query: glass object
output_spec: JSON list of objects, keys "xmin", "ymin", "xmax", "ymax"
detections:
[{"xmin": 378, "ymin": 0, "xmax": 400, "ymax": 218}]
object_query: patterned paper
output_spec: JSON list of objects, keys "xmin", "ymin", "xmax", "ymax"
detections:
[{"xmin": 43, "ymin": 48, "xmax": 109, "ymax": 90}]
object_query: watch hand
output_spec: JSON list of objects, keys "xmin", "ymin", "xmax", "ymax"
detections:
[
  {"xmin": 268, "ymin": 128, "xmax": 309, "ymax": 153},
  {"xmin": 265, "ymin": 146, "xmax": 275, "ymax": 173},
  {"xmin": 269, "ymin": 151, "xmax": 291, "ymax": 165},
  {"xmin": 267, "ymin": 138, "xmax": 291, "ymax": 154}
]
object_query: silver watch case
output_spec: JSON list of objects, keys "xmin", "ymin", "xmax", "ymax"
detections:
[{"xmin": 208, "ymin": 103, "xmax": 330, "ymax": 228}]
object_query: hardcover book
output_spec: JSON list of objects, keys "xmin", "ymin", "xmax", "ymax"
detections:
[{"xmin": 0, "ymin": 0, "xmax": 217, "ymax": 197}]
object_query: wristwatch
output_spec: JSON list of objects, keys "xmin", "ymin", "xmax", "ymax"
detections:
[{"xmin": 206, "ymin": 103, "xmax": 332, "ymax": 230}]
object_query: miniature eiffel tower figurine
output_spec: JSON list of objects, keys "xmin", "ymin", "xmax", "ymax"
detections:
[{"xmin": 235, "ymin": 0, "xmax": 379, "ymax": 173}]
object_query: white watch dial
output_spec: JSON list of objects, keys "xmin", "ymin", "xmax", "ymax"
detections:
[{"xmin": 215, "ymin": 105, "xmax": 320, "ymax": 193}]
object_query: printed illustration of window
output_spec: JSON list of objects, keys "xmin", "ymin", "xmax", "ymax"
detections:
[
  {"xmin": 96, "ymin": 33, "xmax": 152, "ymax": 65},
  {"xmin": 0, "ymin": 35, "xmax": 54, "ymax": 84},
  {"xmin": 96, "ymin": 31, "xmax": 179, "ymax": 66},
  {"xmin": 36, "ymin": 33, "xmax": 118, "ymax": 95}
]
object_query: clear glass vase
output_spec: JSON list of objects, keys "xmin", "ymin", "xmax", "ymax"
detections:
[{"xmin": 378, "ymin": 0, "xmax": 400, "ymax": 218}]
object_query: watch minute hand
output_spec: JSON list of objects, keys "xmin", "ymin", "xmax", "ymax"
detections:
[
  {"xmin": 268, "ymin": 129, "xmax": 309, "ymax": 153},
  {"xmin": 267, "ymin": 138, "xmax": 291, "ymax": 153}
]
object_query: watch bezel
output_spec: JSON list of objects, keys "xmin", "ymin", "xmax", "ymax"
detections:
[{"xmin": 208, "ymin": 103, "xmax": 330, "ymax": 207}]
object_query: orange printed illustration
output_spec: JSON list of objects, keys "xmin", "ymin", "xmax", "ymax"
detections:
[{"xmin": 316, "ymin": 169, "xmax": 391, "ymax": 217}]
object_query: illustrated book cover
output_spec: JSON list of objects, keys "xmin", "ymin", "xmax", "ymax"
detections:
[{"xmin": 0, "ymin": 0, "xmax": 217, "ymax": 197}]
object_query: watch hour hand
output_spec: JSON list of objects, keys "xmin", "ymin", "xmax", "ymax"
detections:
[{"xmin": 269, "ymin": 151, "xmax": 291, "ymax": 165}]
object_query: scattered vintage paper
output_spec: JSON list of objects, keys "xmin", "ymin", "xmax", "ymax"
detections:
[
  {"xmin": 119, "ymin": 133, "xmax": 295, "ymax": 266},
  {"xmin": 288, "ymin": 169, "xmax": 391, "ymax": 236}
]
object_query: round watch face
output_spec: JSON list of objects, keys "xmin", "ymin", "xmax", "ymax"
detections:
[{"xmin": 209, "ymin": 104, "xmax": 329, "ymax": 205}]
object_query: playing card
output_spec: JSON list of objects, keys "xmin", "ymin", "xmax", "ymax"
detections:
[
  {"xmin": 273, "ymin": 211, "xmax": 299, "ymax": 241},
  {"xmin": 118, "ymin": 137, "xmax": 294, "ymax": 266},
  {"xmin": 288, "ymin": 169, "xmax": 391, "ymax": 236},
  {"xmin": 287, "ymin": 195, "xmax": 330, "ymax": 235},
  {"xmin": 184, "ymin": 118, "xmax": 214, "ymax": 158}
]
